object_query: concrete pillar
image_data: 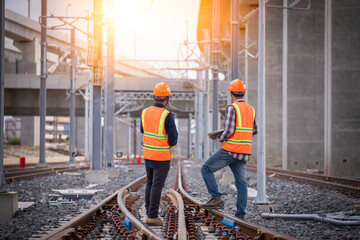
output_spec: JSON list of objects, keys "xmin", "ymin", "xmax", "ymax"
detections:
[
  {"xmin": 13, "ymin": 37, "xmax": 40, "ymax": 75},
  {"xmin": 0, "ymin": 192, "xmax": 18, "ymax": 224},
  {"xmin": 20, "ymin": 116, "xmax": 39, "ymax": 146},
  {"xmin": 75, "ymin": 117, "xmax": 85, "ymax": 150}
]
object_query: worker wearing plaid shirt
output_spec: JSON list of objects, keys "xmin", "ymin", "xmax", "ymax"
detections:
[{"xmin": 200, "ymin": 79, "xmax": 257, "ymax": 219}]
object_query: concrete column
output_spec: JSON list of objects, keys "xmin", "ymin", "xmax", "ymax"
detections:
[
  {"xmin": 324, "ymin": 0, "xmax": 332, "ymax": 176},
  {"xmin": 20, "ymin": 117, "xmax": 35, "ymax": 146},
  {"xmin": 13, "ymin": 37, "xmax": 40, "ymax": 75},
  {"xmin": 75, "ymin": 117, "xmax": 85, "ymax": 150}
]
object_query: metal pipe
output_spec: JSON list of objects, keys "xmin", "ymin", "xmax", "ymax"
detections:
[
  {"xmin": 203, "ymin": 30, "xmax": 211, "ymax": 157},
  {"xmin": 282, "ymin": 0, "xmax": 288, "ymax": 170},
  {"xmin": 133, "ymin": 119, "xmax": 137, "ymax": 159},
  {"xmin": 28, "ymin": 0, "xmax": 30, "ymax": 18},
  {"xmin": 230, "ymin": 0, "xmax": 239, "ymax": 105},
  {"xmin": 89, "ymin": 85, "xmax": 93, "ymax": 164},
  {"xmin": 194, "ymin": 91, "xmax": 199, "ymax": 161},
  {"xmin": 198, "ymin": 70, "xmax": 204, "ymax": 161},
  {"xmin": 188, "ymin": 113, "xmax": 192, "ymax": 159},
  {"xmin": 39, "ymin": 0, "xmax": 47, "ymax": 166},
  {"xmin": 254, "ymin": 0, "xmax": 268, "ymax": 204},
  {"xmin": 104, "ymin": 0, "xmax": 115, "ymax": 168},
  {"xmin": 244, "ymin": 22, "xmax": 249, "ymax": 102},
  {"xmin": 0, "ymin": 0, "xmax": 5, "ymax": 186},
  {"xmin": 127, "ymin": 113, "xmax": 131, "ymax": 158},
  {"xmin": 92, "ymin": 86, "xmax": 102, "ymax": 170},
  {"xmin": 212, "ymin": 0, "xmax": 220, "ymax": 152},
  {"xmin": 92, "ymin": 0, "xmax": 103, "ymax": 170},
  {"xmin": 69, "ymin": 28, "xmax": 76, "ymax": 164},
  {"xmin": 84, "ymin": 86, "xmax": 89, "ymax": 161},
  {"xmin": 324, "ymin": 0, "xmax": 332, "ymax": 176},
  {"xmin": 203, "ymin": 70, "xmax": 209, "ymax": 160},
  {"xmin": 261, "ymin": 213, "xmax": 360, "ymax": 226}
]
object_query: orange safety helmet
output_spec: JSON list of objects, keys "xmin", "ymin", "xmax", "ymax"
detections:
[
  {"xmin": 153, "ymin": 82, "xmax": 172, "ymax": 97},
  {"xmin": 228, "ymin": 79, "xmax": 246, "ymax": 92}
]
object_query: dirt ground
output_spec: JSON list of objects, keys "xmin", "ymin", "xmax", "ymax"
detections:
[{"xmin": 3, "ymin": 145, "xmax": 67, "ymax": 158}]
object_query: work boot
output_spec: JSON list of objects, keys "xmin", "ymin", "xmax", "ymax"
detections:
[
  {"xmin": 146, "ymin": 217, "xmax": 163, "ymax": 226},
  {"xmin": 199, "ymin": 197, "xmax": 224, "ymax": 209},
  {"xmin": 234, "ymin": 214, "xmax": 245, "ymax": 220}
]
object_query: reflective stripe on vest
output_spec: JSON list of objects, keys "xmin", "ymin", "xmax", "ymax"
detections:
[
  {"xmin": 221, "ymin": 101, "xmax": 255, "ymax": 154},
  {"xmin": 141, "ymin": 107, "xmax": 171, "ymax": 160}
]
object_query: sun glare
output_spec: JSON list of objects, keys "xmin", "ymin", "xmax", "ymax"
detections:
[{"xmin": 113, "ymin": 0, "xmax": 145, "ymax": 30}]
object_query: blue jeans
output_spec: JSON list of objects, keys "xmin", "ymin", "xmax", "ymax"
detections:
[{"xmin": 201, "ymin": 149, "xmax": 247, "ymax": 216}]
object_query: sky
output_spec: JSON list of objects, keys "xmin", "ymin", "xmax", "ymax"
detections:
[{"xmin": 5, "ymin": 0, "xmax": 201, "ymax": 60}]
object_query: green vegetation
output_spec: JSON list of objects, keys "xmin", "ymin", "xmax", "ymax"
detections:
[{"xmin": 8, "ymin": 137, "xmax": 21, "ymax": 145}]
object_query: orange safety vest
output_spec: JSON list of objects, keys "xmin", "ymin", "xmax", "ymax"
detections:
[
  {"xmin": 141, "ymin": 106, "xmax": 171, "ymax": 161},
  {"xmin": 221, "ymin": 101, "xmax": 255, "ymax": 154}
]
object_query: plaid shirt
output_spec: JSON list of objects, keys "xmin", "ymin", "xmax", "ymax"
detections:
[{"xmin": 218, "ymin": 99, "xmax": 258, "ymax": 161}]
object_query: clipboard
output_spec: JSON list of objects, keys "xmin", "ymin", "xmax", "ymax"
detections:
[{"xmin": 208, "ymin": 129, "xmax": 224, "ymax": 137}]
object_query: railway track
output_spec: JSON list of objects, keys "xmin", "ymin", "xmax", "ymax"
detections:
[
  {"xmin": 247, "ymin": 165, "xmax": 360, "ymax": 197},
  {"xmin": 4, "ymin": 164, "xmax": 90, "ymax": 182},
  {"xmin": 39, "ymin": 161, "xmax": 295, "ymax": 240}
]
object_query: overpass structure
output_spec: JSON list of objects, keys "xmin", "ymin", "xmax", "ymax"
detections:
[{"xmin": 4, "ymin": 8, "xmax": 230, "ymax": 118}]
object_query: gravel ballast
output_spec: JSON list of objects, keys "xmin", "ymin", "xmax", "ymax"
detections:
[
  {"xmin": 0, "ymin": 165, "xmax": 145, "ymax": 239},
  {"xmin": 183, "ymin": 160, "xmax": 360, "ymax": 240},
  {"xmin": 1, "ymin": 161, "xmax": 359, "ymax": 240}
]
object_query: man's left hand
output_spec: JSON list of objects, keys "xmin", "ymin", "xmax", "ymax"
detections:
[{"xmin": 209, "ymin": 135, "xmax": 217, "ymax": 140}]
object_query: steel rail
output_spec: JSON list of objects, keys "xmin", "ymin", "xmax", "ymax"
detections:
[
  {"xmin": 4, "ymin": 165, "xmax": 89, "ymax": 177},
  {"xmin": 177, "ymin": 161, "xmax": 296, "ymax": 240},
  {"xmin": 5, "ymin": 165, "xmax": 89, "ymax": 181},
  {"xmin": 247, "ymin": 165, "xmax": 360, "ymax": 196},
  {"xmin": 117, "ymin": 174, "xmax": 163, "ymax": 240},
  {"xmin": 264, "ymin": 166, "xmax": 360, "ymax": 187},
  {"xmin": 167, "ymin": 189, "xmax": 187, "ymax": 240}
]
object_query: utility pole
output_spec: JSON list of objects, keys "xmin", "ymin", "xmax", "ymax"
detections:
[
  {"xmin": 69, "ymin": 28, "xmax": 76, "ymax": 164},
  {"xmin": 188, "ymin": 113, "xmax": 192, "ymax": 159},
  {"xmin": 254, "ymin": 0, "xmax": 269, "ymax": 204},
  {"xmin": 282, "ymin": 0, "xmax": 288, "ymax": 170},
  {"xmin": 28, "ymin": 0, "xmax": 31, "ymax": 18},
  {"xmin": 39, "ymin": 0, "xmax": 47, "ymax": 166},
  {"xmin": 92, "ymin": 0, "xmax": 104, "ymax": 170},
  {"xmin": 0, "ymin": 0, "xmax": 6, "ymax": 186},
  {"xmin": 133, "ymin": 119, "xmax": 137, "ymax": 159},
  {"xmin": 212, "ymin": 0, "xmax": 220, "ymax": 152},
  {"xmin": 127, "ymin": 113, "xmax": 131, "ymax": 158},
  {"xmin": 231, "ymin": 0, "xmax": 239, "ymax": 105},
  {"xmin": 104, "ymin": 0, "xmax": 115, "ymax": 168},
  {"xmin": 324, "ymin": 0, "xmax": 332, "ymax": 176}
]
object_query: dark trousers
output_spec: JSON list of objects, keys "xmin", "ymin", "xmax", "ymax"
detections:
[{"xmin": 145, "ymin": 161, "xmax": 170, "ymax": 218}]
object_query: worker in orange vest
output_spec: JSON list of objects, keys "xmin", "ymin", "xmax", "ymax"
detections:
[
  {"xmin": 200, "ymin": 79, "xmax": 258, "ymax": 219},
  {"xmin": 140, "ymin": 82, "xmax": 178, "ymax": 226}
]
